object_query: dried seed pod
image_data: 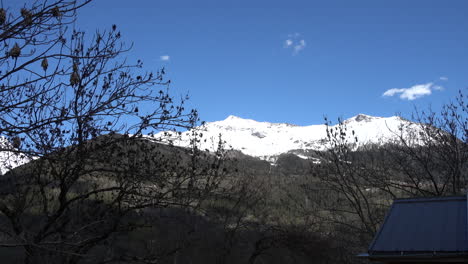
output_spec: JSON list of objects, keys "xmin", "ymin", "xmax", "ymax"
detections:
[
  {"xmin": 9, "ymin": 43, "xmax": 21, "ymax": 58},
  {"xmin": 60, "ymin": 107, "xmax": 66, "ymax": 117},
  {"xmin": 51, "ymin": 6, "xmax": 61, "ymax": 18},
  {"xmin": 20, "ymin": 8, "xmax": 32, "ymax": 25},
  {"xmin": 41, "ymin": 57, "xmax": 48, "ymax": 71},
  {"xmin": 70, "ymin": 71, "xmax": 80, "ymax": 86},
  {"xmin": 0, "ymin": 9, "xmax": 6, "ymax": 25}
]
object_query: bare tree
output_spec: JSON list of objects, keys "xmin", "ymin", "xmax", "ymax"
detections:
[
  {"xmin": 307, "ymin": 120, "xmax": 392, "ymax": 253},
  {"xmin": 387, "ymin": 93, "xmax": 468, "ymax": 196},
  {"xmin": 0, "ymin": 1, "xmax": 228, "ymax": 263},
  {"xmin": 300, "ymin": 90, "xmax": 468, "ymax": 261}
]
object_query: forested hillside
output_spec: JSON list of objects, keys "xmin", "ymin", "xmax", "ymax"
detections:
[{"xmin": 0, "ymin": 0, "xmax": 466, "ymax": 263}]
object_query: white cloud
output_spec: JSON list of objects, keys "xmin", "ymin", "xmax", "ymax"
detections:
[
  {"xmin": 383, "ymin": 82, "xmax": 443, "ymax": 100},
  {"xmin": 284, "ymin": 33, "xmax": 306, "ymax": 55},
  {"xmin": 433, "ymin": 85, "xmax": 444, "ymax": 91},
  {"xmin": 160, "ymin": 55, "xmax": 170, "ymax": 61},
  {"xmin": 293, "ymin": 39, "xmax": 306, "ymax": 54},
  {"xmin": 439, "ymin": 76, "xmax": 448, "ymax": 81}
]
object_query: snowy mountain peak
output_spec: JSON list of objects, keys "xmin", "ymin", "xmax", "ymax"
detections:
[
  {"xmin": 344, "ymin": 114, "xmax": 408, "ymax": 125},
  {"xmin": 350, "ymin": 114, "xmax": 380, "ymax": 122},
  {"xmin": 155, "ymin": 114, "xmax": 421, "ymax": 162},
  {"xmin": 218, "ymin": 115, "xmax": 259, "ymax": 126},
  {"xmin": 224, "ymin": 115, "xmax": 243, "ymax": 121}
]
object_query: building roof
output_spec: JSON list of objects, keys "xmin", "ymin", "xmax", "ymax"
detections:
[{"xmin": 368, "ymin": 195, "xmax": 468, "ymax": 257}]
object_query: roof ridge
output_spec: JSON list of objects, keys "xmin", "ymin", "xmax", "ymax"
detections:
[{"xmin": 395, "ymin": 195, "xmax": 466, "ymax": 203}]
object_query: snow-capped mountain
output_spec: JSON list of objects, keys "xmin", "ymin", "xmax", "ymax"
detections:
[
  {"xmin": 0, "ymin": 114, "xmax": 423, "ymax": 174},
  {"xmin": 155, "ymin": 114, "xmax": 421, "ymax": 161}
]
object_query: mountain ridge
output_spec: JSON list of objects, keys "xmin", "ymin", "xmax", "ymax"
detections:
[
  {"xmin": 0, "ymin": 114, "xmax": 422, "ymax": 174},
  {"xmin": 155, "ymin": 114, "xmax": 421, "ymax": 162}
]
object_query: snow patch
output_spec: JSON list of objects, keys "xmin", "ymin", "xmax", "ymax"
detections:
[{"xmin": 0, "ymin": 137, "xmax": 31, "ymax": 175}]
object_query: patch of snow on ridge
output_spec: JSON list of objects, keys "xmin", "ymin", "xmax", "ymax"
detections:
[{"xmin": 0, "ymin": 137, "xmax": 31, "ymax": 175}]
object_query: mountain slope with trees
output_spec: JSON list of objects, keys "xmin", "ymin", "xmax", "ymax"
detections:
[{"xmin": 0, "ymin": 0, "xmax": 466, "ymax": 263}]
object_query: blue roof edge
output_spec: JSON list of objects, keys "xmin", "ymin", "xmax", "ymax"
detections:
[{"xmin": 368, "ymin": 201, "xmax": 396, "ymax": 252}]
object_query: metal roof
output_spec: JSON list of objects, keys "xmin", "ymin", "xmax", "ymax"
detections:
[{"xmin": 369, "ymin": 196, "xmax": 468, "ymax": 254}]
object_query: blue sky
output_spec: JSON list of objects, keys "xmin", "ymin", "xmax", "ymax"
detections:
[{"xmin": 75, "ymin": 0, "xmax": 468, "ymax": 125}]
